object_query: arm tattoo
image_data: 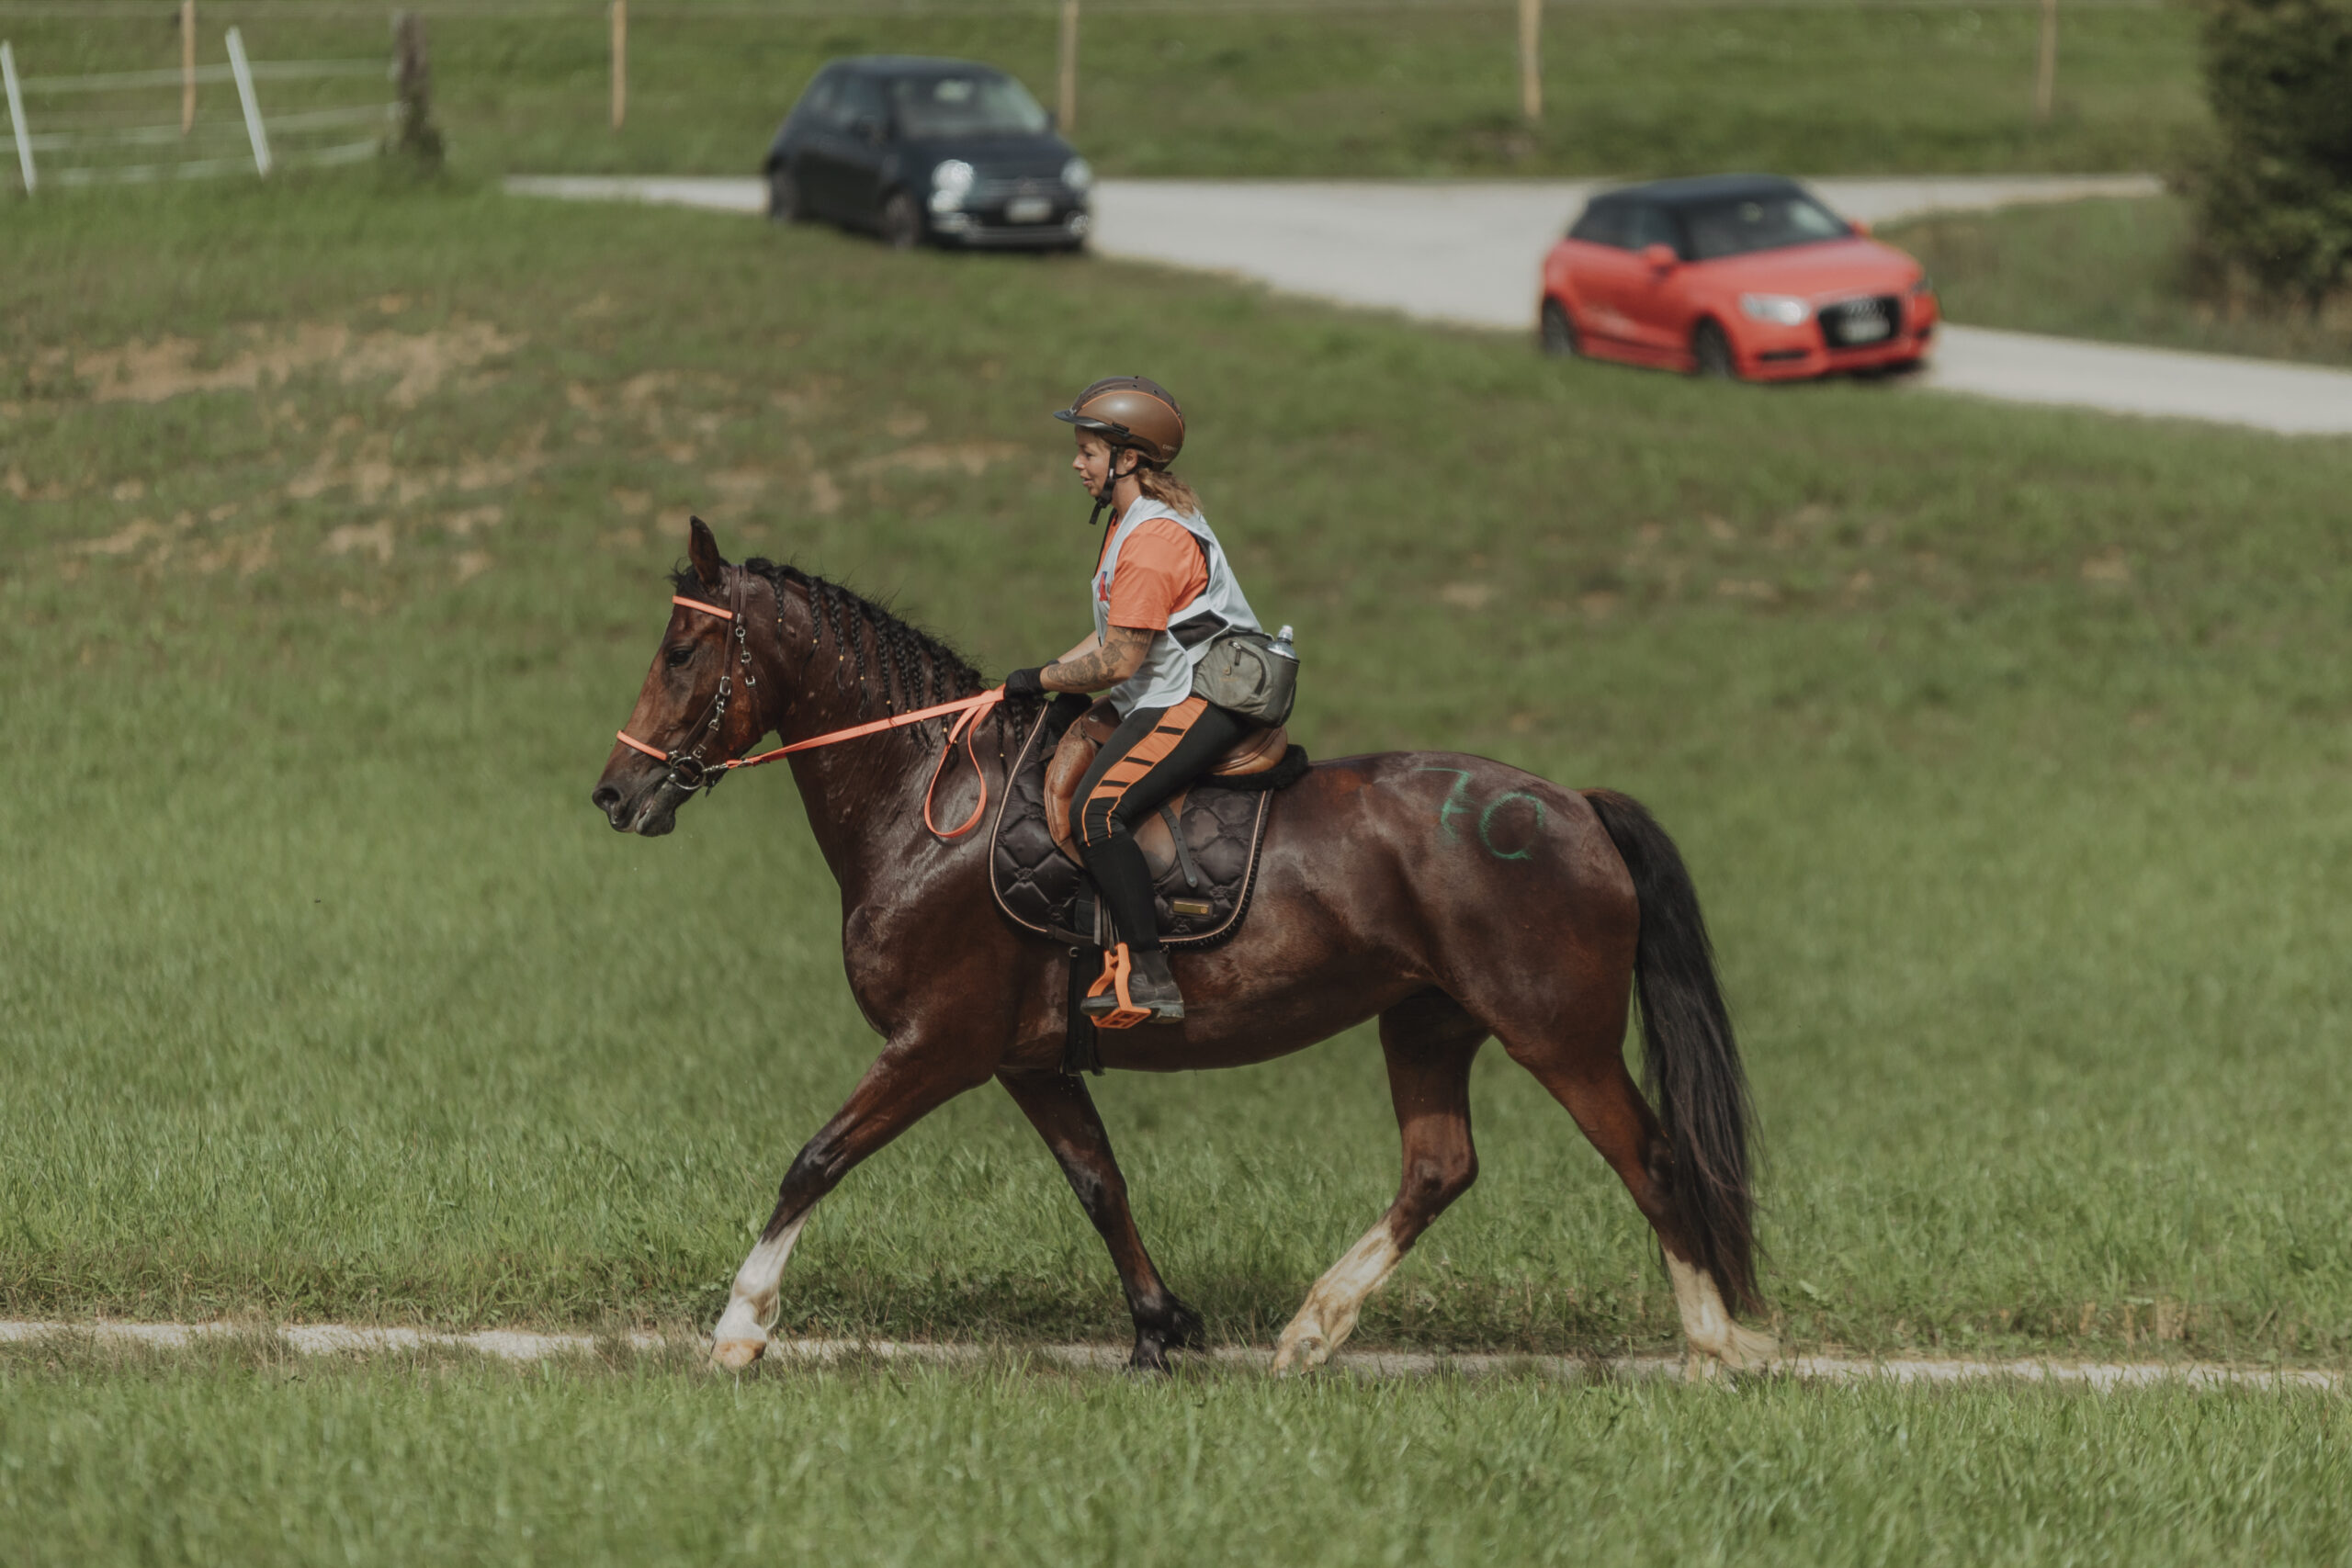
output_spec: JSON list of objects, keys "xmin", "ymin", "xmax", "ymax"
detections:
[{"xmin": 1046, "ymin": 626, "xmax": 1155, "ymax": 693}]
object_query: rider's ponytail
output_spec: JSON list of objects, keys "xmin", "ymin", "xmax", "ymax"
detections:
[{"xmin": 1135, "ymin": 464, "xmax": 1202, "ymax": 517}]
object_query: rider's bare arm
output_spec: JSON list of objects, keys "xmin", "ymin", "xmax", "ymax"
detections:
[{"xmin": 1044, "ymin": 625, "xmax": 1153, "ymax": 693}]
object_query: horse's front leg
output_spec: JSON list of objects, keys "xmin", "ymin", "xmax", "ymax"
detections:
[
  {"xmin": 711, "ymin": 1039, "xmax": 996, "ymax": 1370},
  {"xmin": 998, "ymin": 1068, "xmax": 1203, "ymax": 1371}
]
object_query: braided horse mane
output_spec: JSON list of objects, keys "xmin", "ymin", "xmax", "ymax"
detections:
[{"xmin": 672, "ymin": 558, "xmax": 986, "ymax": 743}]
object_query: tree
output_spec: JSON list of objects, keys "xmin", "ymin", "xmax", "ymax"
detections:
[{"xmin": 2184, "ymin": 0, "xmax": 2352, "ymax": 307}]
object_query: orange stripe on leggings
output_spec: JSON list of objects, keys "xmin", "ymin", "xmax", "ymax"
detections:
[{"xmin": 1080, "ymin": 696, "xmax": 1207, "ymax": 845}]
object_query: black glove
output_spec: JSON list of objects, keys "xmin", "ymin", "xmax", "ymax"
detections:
[{"xmin": 1002, "ymin": 667, "xmax": 1047, "ymax": 700}]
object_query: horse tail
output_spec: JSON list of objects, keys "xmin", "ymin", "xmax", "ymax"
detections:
[{"xmin": 1580, "ymin": 788, "xmax": 1760, "ymax": 1314}]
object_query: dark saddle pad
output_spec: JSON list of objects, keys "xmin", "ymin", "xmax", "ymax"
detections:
[{"xmin": 989, "ymin": 696, "xmax": 1307, "ymax": 950}]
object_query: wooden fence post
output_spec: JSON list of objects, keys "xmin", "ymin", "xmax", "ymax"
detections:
[
  {"xmin": 610, "ymin": 0, "xmax": 627, "ymax": 131},
  {"xmin": 180, "ymin": 0, "xmax": 195, "ymax": 135},
  {"xmin": 1518, "ymin": 0, "xmax": 1542, "ymax": 124},
  {"xmin": 2036, "ymin": 0, "xmax": 2058, "ymax": 120},
  {"xmin": 1057, "ymin": 0, "xmax": 1078, "ymax": 131},
  {"xmin": 391, "ymin": 10, "xmax": 441, "ymax": 164}
]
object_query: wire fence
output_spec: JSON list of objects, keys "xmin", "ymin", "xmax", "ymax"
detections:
[
  {"xmin": 0, "ymin": 0, "xmax": 2190, "ymax": 187},
  {"xmin": 0, "ymin": 0, "xmax": 2171, "ymax": 16},
  {"xmin": 1, "ymin": 28, "xmax": 391, "ymax": 188}
]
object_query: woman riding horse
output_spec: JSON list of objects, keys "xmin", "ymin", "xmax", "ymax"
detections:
[
  {"xmin": 1001, "ymin": 377, "xmax": 1266, "ymax": 1025},
  {"xmin": 593, "ymin": 472, "xmax": 1771, "ymax": 1379}
]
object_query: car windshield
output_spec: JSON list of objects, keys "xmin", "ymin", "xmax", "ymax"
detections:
[
  {"xmin": 890, "ymin": 73, "xmax": 1048, "ymax": 138},
  {"xmin": 1679, "ymin": 194, "xmax": 1849, "ymax": 260}
]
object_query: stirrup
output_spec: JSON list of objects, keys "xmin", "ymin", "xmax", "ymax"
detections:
[{"xmin": 1082, "ymin": 942, "xmax": 1152, "ymax": 1031}]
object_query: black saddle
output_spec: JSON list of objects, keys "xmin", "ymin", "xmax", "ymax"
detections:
[{"xmin": 989, "ymin": 695, "xmax": 1307, "ymax": 951}]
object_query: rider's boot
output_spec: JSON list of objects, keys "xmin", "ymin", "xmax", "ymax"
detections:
[
  {"xmin": 1081, "ymin": 942, "xmax": 1186, "ymax": 1025},
  {"xmin": 1124, "ymin": 946, "xmax": 1184, "ymax": 1023}
]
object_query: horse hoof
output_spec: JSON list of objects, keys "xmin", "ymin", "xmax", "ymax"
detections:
[
  {"xmin": 1686, "ymin": 1325, "xmax": 1778, "ymax": 1379},
  {"xmin": 1272, "ymin": 1331, "xmax": 1327, "ymax": 1374},
  {"xmin": 1164, "ymin": 1300, "xmax": 1206, "ymax": 1352},
  {"xmin": 710, "ymin": 1337, "xmax": 767, "ymax": 1371}
]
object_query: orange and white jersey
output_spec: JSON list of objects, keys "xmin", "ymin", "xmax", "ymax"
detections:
[{"xmin": 1089, "ymin": 498, "xmax": 1262, "ymax": 716}]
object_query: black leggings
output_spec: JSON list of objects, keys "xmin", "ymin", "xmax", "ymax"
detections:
[{"xmin": 1073, "ymin": 695, "xmax": 1250, "ymax": 952}]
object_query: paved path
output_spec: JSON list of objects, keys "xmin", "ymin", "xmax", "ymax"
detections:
[
  {"xmin": 6, "ymin": 1318, "xmax": 2342, "ymax": 1390},
  {"xmin": 505, "ymin": 173, "xmax": 2352, "ymax": 435}
]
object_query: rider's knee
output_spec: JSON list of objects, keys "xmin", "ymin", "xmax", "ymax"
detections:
[{"xmin": 1079, "ymin": 797, "xmax": 1130, "ymax": 851}]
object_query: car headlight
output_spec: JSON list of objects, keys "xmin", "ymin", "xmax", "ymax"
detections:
[
  {"xmin": 1739, "ymin": 294, "xmax": 1811, "ymax": 326},
  {"xmin": 932, "ymin": 159, "xmax": 976, "ymax": 197},
  {"xmin": 1061, "ymin": 155, "xmax": 1093, "ymax": 192}
]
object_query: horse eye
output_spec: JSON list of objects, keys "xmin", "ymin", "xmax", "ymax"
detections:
[{"xmin": 663, "ymin": 644, "xmax": 695, "ymax": 670}]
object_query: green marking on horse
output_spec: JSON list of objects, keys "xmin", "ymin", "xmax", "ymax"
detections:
[
  {"xmin": 1415, "ymin": 767, "xmax": 1476, "ymax": 843},
  {"xmin": 1416, "ymin": 769, "xmax": 1544, "ymax": 861},
  {"xmin": 1477, "ymin": 790, "xmax": 1545, "ymax": 862}
]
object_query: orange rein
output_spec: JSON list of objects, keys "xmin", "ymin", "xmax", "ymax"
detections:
[{"xmin": 616, "ymin": 594, "xmax": 1008, "ymax": 840}]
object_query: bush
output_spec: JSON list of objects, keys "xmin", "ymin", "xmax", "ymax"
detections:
[{"xmin": 2182, "ymin": 0, "xmax": 2352, "ymax": 306}]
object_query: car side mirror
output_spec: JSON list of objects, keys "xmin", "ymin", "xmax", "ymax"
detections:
[
  {"xmin": 850, "ymin": 116, "xmax": 884, "ymax": 143},
  {"xmin": 1640, "ymin": 242, "xmax": 1679, "ymax": 272},
  {"xmin": 1044, "ymin": 108, "xmax": 1058, "ymax": 131},
  {"xmin": 1849, "ymin": 218, "xmax": 1871, "ymax": 238}
]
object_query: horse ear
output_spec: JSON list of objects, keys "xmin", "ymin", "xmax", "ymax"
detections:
[{"xmin": 687, "ymin": 515, "xmax": 726, "ymax": 592}]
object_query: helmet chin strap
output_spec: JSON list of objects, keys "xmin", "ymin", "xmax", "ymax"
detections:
[{"xmin": 1086, "ymin": 446, "xmax": 1136, "ymax": 528}]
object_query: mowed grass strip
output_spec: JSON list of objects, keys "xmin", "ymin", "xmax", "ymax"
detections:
[
  {"xmin": 3, "ymin": 176, "xmax": 2350, "ymax": 1364},
  {"xmin": 1, "ymin": 2, "xmax": 2201, "ymax": 179},
  {"xmin": 1886, "ymin": 196, "xmax": 2352, "ymax": 367},
  {"xmin": 2, "ymin": 1341, "xmax": 2347, "ymax": 1567}
]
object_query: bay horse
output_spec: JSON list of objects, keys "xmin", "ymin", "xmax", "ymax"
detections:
[{"xmin": 592, "ymin": 519, "xmax": 1773, "ymax": 1374}]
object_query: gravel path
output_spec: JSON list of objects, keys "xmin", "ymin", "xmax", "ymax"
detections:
[
  {"xmin": 5, "ymin": 1318, "xmax": 2340, "ymax": 1390},
  {"xmin": 505, "ymin": 173, "xmax": 2352, "ymax": 435}
]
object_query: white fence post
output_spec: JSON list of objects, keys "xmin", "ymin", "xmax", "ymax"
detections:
[
  {"xmin": 225, "ymin": 25, "xmax": 270, "ymax": 175},
  {"xmin": 2, "ymin": 41, "xmax": 34, "ymax": 194}
]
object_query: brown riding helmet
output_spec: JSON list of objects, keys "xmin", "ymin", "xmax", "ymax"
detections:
[{"xmin": 1053, "ymin": 376, "xmax": 1185, "ymax": 467}]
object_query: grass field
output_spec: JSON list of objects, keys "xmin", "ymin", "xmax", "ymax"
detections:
[
  {"xmin": 0, "ymin": 1, "xmax": 2203, "ymax": 181},
  {"xmin": 1883, "ymin": 196, "xmax": 2352, "ymax": 367},
  {"xmin": 4, "ymin": 1339, "xmax": 2349, "ymax": 1566},
  {"xmin": 5, "ymin": 174, "xmax": 2350, "ymax": 1376}
]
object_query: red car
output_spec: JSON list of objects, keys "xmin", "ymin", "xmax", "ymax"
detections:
[{"xmin": 1539, "ymin": 175, "xmax": 1938, "ymax": 381}]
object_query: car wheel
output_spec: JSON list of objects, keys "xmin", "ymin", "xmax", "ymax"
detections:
[
  {"xmin": 1540, "ymin": 298, "xmax": 1582, "ymax": 358},
  {"xmin": 1691, "ymin": 319, "xmax": 1738, "ymax": 379},
  {"xmin": 765, "ymin": 165, "xmax": 804, "ymax": 225},
  {"xmin": 879, "ymin": 190, "xmax": 922, "ymax": 252}
]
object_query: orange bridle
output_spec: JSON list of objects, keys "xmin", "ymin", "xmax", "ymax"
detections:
[{"xmin": 615, "ymin": 581, "xmax": 1007, "ymax": 840}]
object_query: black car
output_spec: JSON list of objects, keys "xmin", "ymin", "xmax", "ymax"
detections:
[{"xmin": 762, "ymin": 56, "xmax": 1091, "ymax": 252}]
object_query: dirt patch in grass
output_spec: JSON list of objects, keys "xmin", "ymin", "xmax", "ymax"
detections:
[{"xmin": 70, "ymin": 319, "xmax": 521, "ymax": 407}]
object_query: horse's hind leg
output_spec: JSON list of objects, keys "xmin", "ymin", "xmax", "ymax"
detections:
[
  {"xmin": 1273, "ymin": 990, "xmax": 1486, "ymax": 1372},
  {"xmin": 1498, "ymin": 1008, "xmax": 1777, "ymax": 1375},
  {"xmin": 998, "ymin": 1068, "xmax": 1203, "ymax": 1371}
]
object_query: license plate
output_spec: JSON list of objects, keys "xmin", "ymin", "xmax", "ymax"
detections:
[
  {"xmin": 1006, "ymin": 197, "xmax": 1053, "ymax": 224},
  {"xmin": 1835, "ymin": 308, "xmax": 1892, "ymax": 344}
]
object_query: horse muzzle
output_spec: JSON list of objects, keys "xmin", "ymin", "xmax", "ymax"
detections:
[{"xmin": 592, "ymin": 765, "xmax": 686, "ymax": 837}]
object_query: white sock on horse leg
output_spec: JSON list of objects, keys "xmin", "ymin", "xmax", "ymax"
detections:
[
  {"xmin": 712, "ymin": 1211, "xmax": 811, "ymax": 1356},
  {"xmin": 1273, "ymin": 1218, "xmax": 1405, "ymax": 1371}
]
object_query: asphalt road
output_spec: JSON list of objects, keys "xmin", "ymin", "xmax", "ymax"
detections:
[{"xmin": 506, "ymin": 174, "xmax": 2352, "ymax": 435}]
